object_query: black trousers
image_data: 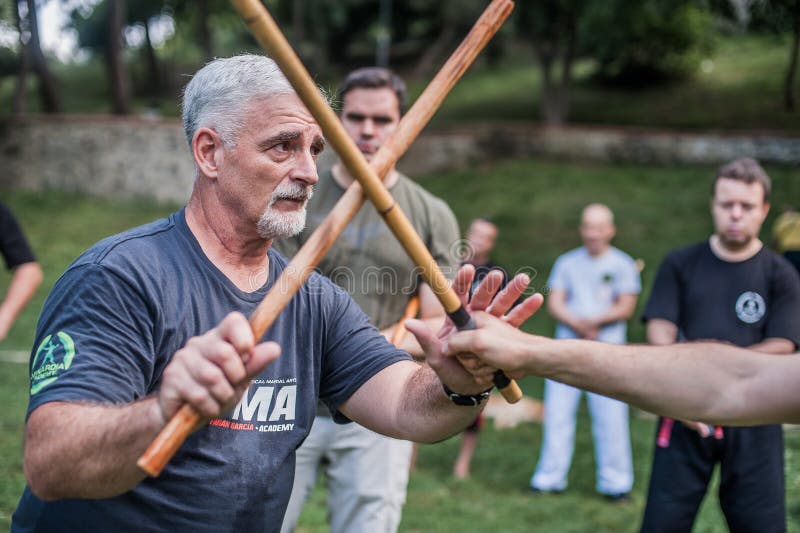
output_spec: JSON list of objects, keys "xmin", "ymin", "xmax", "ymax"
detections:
[{"xmin": 640, "ymin": 419, "xmax": 785, "ymax": 533}]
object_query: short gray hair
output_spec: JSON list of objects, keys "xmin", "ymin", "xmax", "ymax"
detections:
[{"xmin": 182, "ymin": 55, "xmax": 295, "ymax": 148}]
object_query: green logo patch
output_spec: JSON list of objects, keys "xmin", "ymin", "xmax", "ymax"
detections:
[{"xmin": 30, "ymin": 332, "xmax": 75, "ymax": 395}]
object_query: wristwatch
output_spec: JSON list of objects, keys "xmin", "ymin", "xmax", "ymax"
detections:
[{"xmin": 442, "ymin": 383, "xmax": 492, "ymax": 406}]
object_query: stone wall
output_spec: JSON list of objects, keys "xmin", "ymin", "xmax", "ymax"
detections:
[
  {"xmin": 1, "ymin": 116, "xmax": 797, "ymax": 203},
  {"xmin": 1, "ymin": 116, "xmax": 196, "ymax": 203},
  {"xmin": 398, "ymin": 124, "xmax": 800, "ymax": 176}
]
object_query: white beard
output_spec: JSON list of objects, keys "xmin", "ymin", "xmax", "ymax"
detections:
[{"xmin": 257, "ymin": 182, "xmax": 314, "ymax": 240}]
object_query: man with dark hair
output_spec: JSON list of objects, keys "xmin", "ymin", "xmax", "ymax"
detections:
[
  {"xmin": 639, "ymin": 157, "xmax": 795, "ymax": 532},
  {"xmin": 11, "ymin": 56, "xmax": 531, "ymax": 533},
  {"xmin": 0, "ymin": 202, "xmax": 42, "ymax": 342},
  {"xmin": 277, "ymin": 66, "xmax": 460, "ymax": 533}
]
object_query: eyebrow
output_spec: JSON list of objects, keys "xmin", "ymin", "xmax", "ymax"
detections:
[
  {"xmin": 344, "ymin": 112, "xmax": 393, "ymax": 121},
  {"xmin": 257, "ymin": 131, "xmax": 326, "ymax": 153},
  {"xmin": 258, "ymin": 131, "xmax": 301, "ymax": 150}
]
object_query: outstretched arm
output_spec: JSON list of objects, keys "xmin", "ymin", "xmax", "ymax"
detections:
[
  {"xmin": 0, "ymin": 262, "xmax": 43, "ymax": 341},
  {"xmin": 24, "ymin": 313, "xmax": 280, "ymax": 500},
  {"xmin": 340, "ymin": 266, "xmax": 543, "ymax": 443},
  {"xmin": 443, "ymin": 310, "xmax": 800, "ymax": 426}
]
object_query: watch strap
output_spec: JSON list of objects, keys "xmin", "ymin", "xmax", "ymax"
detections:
[{"xmin": 442, "ymin": 383, "xmax": 492, "ymax": 406}]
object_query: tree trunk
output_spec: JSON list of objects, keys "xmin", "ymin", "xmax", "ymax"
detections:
[
  {"xmin": 292, "ymin": 0, "xmax": 305, "ymax": 43},
  {"xmin": 198, "ymin": 0, "xmax": 213, "ymax": 62},
  {"xmin": 13, "ymin": 0, "xmax": 31, "ymax": 116},
  {"xmin": 375, "ymin": 0, "xmax": 392, "ymax": 67},
  {"xmin": 307, "ymin": 2, "xmax": 329, "ymax": 76},
  {"xmin": 106, "ymin": 0, "xmax": 131, "ymax": 115},
  {"xmin": 556, "ymin": 6, "xmax": 578, "ymax": 124},
  {"xmin": 412, "ymin": 25, "xmax": 456, "ymax": 80},
  {"xmin": 143, "ymin": 20, "xmax": 160, "ymax": 96},
  {"xmin": 25, "ymin": 0, "xmax": 61, "ymax": 113},
  {"xmin": 537, "ymin": 43, "xmax": 564, "ymax": 126},
  {"xmin": 785, "ymin": 0, "xmax": 800, "ymax": 112}
]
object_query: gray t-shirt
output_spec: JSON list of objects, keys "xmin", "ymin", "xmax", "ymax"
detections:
[
  {"xmin": 12, "ymin": 209, "xmax": 409, "ymax": 532},
  {"xmin": 276, "ymin": 167, "xmax": 460, "ymax": 330}
]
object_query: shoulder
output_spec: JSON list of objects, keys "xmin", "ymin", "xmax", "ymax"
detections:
[
  {"xmin": 394, "ymin": 174, "xmax": 459, "ymax": 243},
  {"xmin": 70, "ymin": 215, "xmax": 177, "ymax": 271},
  {"xmin": 0, "ymin": 201, "xmax": 12, "ymax": 221},
  {"xmin": 757, "ymin": 247, "xmax": 800, "ymax": 281},
  {"xmin": 608, "ymin": 246, "xmax": 635, "ymax": 263},
  {"xmin": 62, "ymin": 215, "xmax": 185, "ymax": 295},
  {"xmin": 661, "ymin": 242, "xmax": 707, "ymax": 267},
  {"xmin": 394, "ymin": 173, "xmax": 453, "ymax": 214},
  {"xmin": 548, "ymin": 249, "xmax": 584, "ymax": 279},
  {"xmin": 0, "ymin": 202, "xmax": 21, "ymax": 231},
  {"xmin": 555, "ymin": 247, "xmax": 586, "ymax": 266}
]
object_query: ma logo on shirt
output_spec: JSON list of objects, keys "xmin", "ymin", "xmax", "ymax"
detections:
[
  {"xmin": 735, "ymin": 291, "xmax": 766, "ymax": 324},
  {"xmin": 217, "ymin": 384, "xmax": 298, "ymax": 433},
  {"xmin": 30, "ymin": 331, "xmax": 76, "ymax": 395}
]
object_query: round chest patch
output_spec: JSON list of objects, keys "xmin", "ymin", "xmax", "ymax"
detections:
[{"xmin": 735, "ymin": 291, "xmax": 766, "ymax": 324}]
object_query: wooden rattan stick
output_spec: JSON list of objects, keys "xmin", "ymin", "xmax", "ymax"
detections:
[{"xmin": 137, "ymin": 0, "xmax": 516, "ymax": 477}]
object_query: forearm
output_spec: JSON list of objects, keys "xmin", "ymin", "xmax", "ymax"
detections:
[
  {"xmin": 0, "ymin": 263, "xmax": 43, "ymax": 337},
  {"xmin": 534, "ymin": 339, "xmax": 775, "ymax": 424},
  {"xmin": 24, "ymin": 398, "xmax": 165, "ymax": 500},
  {"xmin": 341, "ymin": 362, "xmax": 483, "ymax": 443},
  {"xmin": 395, "ymin": 365, "xmax": 484, "ymax": 443}
]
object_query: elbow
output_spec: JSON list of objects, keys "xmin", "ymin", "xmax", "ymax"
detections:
[
  {"xmin": 14, "ymin": 262, "xmax": 43, "ymax": 293},
  {"xmin": 23, "ymin": 407, "xmax": 70, "ymax": 501},
  {"xmin": 26, "ymin": 263, "xmax": 44, "ymax": 291},
  {"xmin": 24, "ymin": 447, "xmax": 61, "ymax": 501},
  {"xmin": 31, "ymin": 263, "xmax": 44, "ymax": 289}
]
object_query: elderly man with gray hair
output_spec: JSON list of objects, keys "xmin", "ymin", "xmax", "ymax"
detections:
[{"xmin": 11, "ymin": 55, "xmax": 533, "ymax": 533}]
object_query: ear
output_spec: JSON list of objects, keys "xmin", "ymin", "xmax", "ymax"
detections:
[{"xmin": 192, "ymin": 127, "xmax": 225, "ymax": 179}]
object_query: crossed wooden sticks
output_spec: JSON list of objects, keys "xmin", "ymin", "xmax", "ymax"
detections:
[{"xmin": 138, "ymin": 0, "xmax": 516, "ymax": 477}]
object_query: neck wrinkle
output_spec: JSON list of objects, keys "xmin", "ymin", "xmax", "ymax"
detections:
[{"xmin": 185, "ymin": 188, "xmax": 272, "ymax": 290}]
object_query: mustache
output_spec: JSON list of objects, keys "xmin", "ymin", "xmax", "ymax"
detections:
[{"xmin": 268, "ymin": 183, "xmax": 314, "ymax": 205}]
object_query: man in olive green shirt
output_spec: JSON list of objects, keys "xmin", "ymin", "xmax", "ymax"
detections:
[{"xmin": 277, "ymin": 67, "xmax": 460, "ymax": 533}]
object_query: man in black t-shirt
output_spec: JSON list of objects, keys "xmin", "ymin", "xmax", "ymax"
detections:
[
  {"xmin": 0, "ymin": 202, "xmax": 42, "ymax": 342},
  {"xmin": 640, "ymin": 158, "xmax": 800, "ymax": 533}
]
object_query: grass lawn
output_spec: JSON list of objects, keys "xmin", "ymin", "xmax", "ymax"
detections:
[{"xmin": 1, "ymin": 157, "xmax": 799, "ymax": 530}]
